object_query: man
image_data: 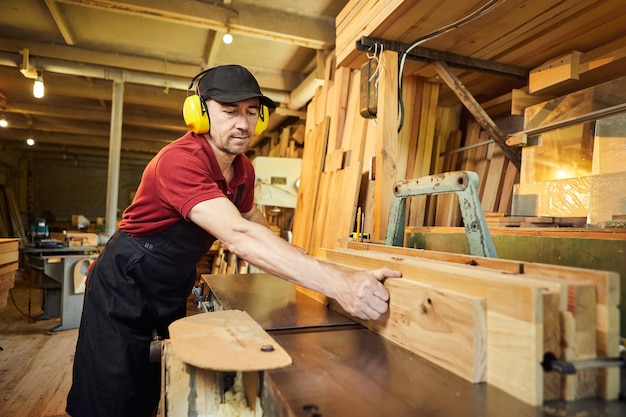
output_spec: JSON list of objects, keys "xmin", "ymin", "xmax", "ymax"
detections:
[{"xmin": 66, "ymin": 64, "xmax": 401, "ymax": 417}]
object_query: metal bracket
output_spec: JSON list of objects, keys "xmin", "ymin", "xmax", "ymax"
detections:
[
  {"xmin": 385, "ymin": 171, "xmax": 497, "ymax": 258},
  {"xmin": 356, "ymin": 36, "xmax": 528, "ymax": 80},
  {"xmin": 541, "ymin": 352, "xmax": 625, "ymax": 374}
]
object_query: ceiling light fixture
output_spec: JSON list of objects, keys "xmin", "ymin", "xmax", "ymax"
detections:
[
  {"xmin": 0, "ymin": 115, "xmax": 7, "ymax": 128},
  {"xmin": 33, "ymin": 71, "xmax": 45, "ymax": 99},
  {"xmin": 222, "ymin": 27, "xmax": 233, "ymax": 45},
  {"xmin": 26, "ymin": 137, "xmax": 35, "ymax": 146}
]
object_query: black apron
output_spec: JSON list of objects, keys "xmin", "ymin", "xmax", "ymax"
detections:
[{"xmin": 66, "ymin": 220, "xmax": 216, "ymax": 417}]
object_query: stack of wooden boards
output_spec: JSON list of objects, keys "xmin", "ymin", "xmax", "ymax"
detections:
[
  {"xmin": 209, "ymin": 241, "xmax": 249, "ymax": 276},
  {"xmin": 316, "ymin": 241, "xmax": 620, "ymax": 407},
  {"xmin": 291, "ymin": 51, "xmax": 520, "ymax": 260},
  {"xmin": 0, "ymin": 238, "xmax": 19, "ymax": 309}
]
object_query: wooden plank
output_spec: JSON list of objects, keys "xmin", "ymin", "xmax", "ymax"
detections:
[
  {"xmin": 0, "ymin": 251, "xmax": 19, "ymax": 265},
  {"xmin": 324, "ymin": 148, "xmax": 345, "ymax": 172},
  {"xmin": 511, "ymin": 88, "xmax": 554, "ymax": 116},
  {"xmin": 407, "ymin": 80, "xmax": 439, "ymax": 227},
  {"xmin": 338, "ymin": 276, "xmax": 487, "ymax": 383},
  {"xmin": 344, "ymin": 69, "xmax": 369, "ymax": 166},
  {"xmin": 373, "ymin": 50, "xmax": 399, "ymax": 240},
  {"xmin": 343, "ymin": 240, "xmax": 619, "ymax": 309},
  {"xmin": 498, "ymin": 161, "xmax": 519, "ymax": 215},
  {"xmin": 341, "ymin": 240, "xmax": 621, "ymax": 399},
  {"xmin": 0, "ymin": 261, "xmax": 18, "ymax": 274},
  {"xmin": 325, "ymin": 247, "xmax": 546, "ymax": 406},
  {"xmin": 318, "ymin": 161, "xmax": 364, "ymax": 254},
  {"xmin": 0, "ymin": 238, "xmax": 19, "ymax": 254},
  {"xmin": 327, "ymin": 66, "xmax": 352, "ymax": 151},
  {"xmin": 529, "ymin": 51, "xmax": 582, "ymax": 93},
  {"xmin": 473, "ymin": 130, "xmax": 491, "ymax": 200},
  {"xmin": 481, "ymin": 144, "xmax": 506, "ymax": 212},
  {"xmin": 292, "ymin": 117, "xmax": 330, "ymax": 253},
  {"xmin": 397, "ymin": 75, "xmax": 421, "ymax": 182},
  {"xmin": 435, "ymin": 130, "xmax": 463, "ymax": 227},
  {"xmin": 526, "ymin": 35, "xmax": 626, "ymax": 97},
  {"xmin": 308, "ymin": 169, "xmax": 333, "ymax": 258},
  {"xmin": 277, "ymin": 127, "xmax": 290, "ymax": 158}
]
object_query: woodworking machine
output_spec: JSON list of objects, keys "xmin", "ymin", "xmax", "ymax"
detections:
[{"xmin": 160, "ymin": 273, "xmax": 625, "ymax": 417}]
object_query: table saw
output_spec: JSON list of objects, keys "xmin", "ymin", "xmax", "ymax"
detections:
[
  {"xmin": 176, "ymin": 272, "xmax": 625, "ymax": 417},
  {"xmin": 22, "ymin": 244, "xmax": 98, "ymax": 331}
]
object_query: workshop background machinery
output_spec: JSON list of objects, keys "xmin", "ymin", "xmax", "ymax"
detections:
[{"xmin": 22, "ymin": 245, "xmax": 98, "ymax": 331}]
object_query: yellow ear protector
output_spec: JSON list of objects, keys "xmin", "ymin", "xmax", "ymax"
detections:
[{"xmin": 182, "ymin": 71, "xmax": 270, "ymax": 136}]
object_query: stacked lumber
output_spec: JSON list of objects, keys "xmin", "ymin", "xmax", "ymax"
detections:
[
  {"xmin": 292, "ymin": 53, "xmax": 363, "ymax": 256},
  {"xmin": 335, "ymin": 0, "xmax": 496, "ymax": 70},
  {"xmin": 435, "ymin": 120, "xmax": 520, "ymax": 226},
  {"xmin": 292, "ymin": 48, "xmax": 525, "ymax": 256},
  {"xmin": 321, "ymin": 242, "xmax": 621, "ymax": 406},
  {"xmin": 529, "ymin": 34, "xmax": 626, "ymax": 95},
  {"xmin": 292, "ymin": 50, "xmax": 473, "ymax": 254},
  {"xmin": 0, "ymin": 238, "xmax": 20, "ymax": 308},
  {"xmin": 485, "ymin": 215, "xmax": 588, "ymax": 228},
  {"xmin": 255, "ymin": 124, "xmax": 305, "ymax": 159},
  {"xmin": 210, "ymin": 241, "xmax": 249, "ymax": 275}
]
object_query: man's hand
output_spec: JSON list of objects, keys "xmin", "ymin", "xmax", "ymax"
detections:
[{"xmin": 333, "ymin": 267, "xmax": 402, "ymax": 321}]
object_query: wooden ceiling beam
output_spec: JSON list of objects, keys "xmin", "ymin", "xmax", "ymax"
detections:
[{"xmin": 52, "ymin": 0, "xmax": 335, "ymax": 50}]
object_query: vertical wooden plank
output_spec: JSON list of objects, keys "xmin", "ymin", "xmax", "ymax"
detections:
[
  {"xmin": 396, "ymin": 75, "xmax": 421, "ymax": 182},
  {"xmin": 481, "ymin": 145, "xmax": 506, "ymax": 212},
  {"xmin": 435, "ymin": 130, "xmax": 463, "ymax": 226},
  {"xmin": 373, "ymin": 50, "xmax": 399, "ymax": 240},
  {"xmin": 498, "ymin": 161, "xmax": 520, "ymax": 214},
  {"xmin": 407, "ymin": 81, "xmax": 440, "ymax": 226},
  {"xmin": 292, "ymin": 117, "xmax": 330, "ymax": 253},
  {"xmin": 344, "ymin": 69, "xmax": 368, "ymax": 166},
  {"xmin": 277, "ymin": 127, "xmax": 290, "ymax": 158},
  {"xmin": 308, "ymin": 170, "xmax": 333, "ymax": 258},
  {"xmin": 328, "ymin": 66, "xmax": 352, "ymax": 151}
]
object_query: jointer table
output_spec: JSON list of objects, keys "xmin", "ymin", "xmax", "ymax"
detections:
[{"xmin": 202, "ymin": 273, "xmax": 626, "ymax": 417}]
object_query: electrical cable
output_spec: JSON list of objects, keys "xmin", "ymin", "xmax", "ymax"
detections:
[
  {"xmin": 396, "ymin": 0, "xmax": 505, "ymax": 132},
  {"xmin": 10, "ymin": 287, "xmax": 37, "ymax": 321}
]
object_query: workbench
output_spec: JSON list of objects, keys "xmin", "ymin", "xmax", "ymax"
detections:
[{"xmin": 202, "ymin": 273, "xmax": 626, "ymax": 417}]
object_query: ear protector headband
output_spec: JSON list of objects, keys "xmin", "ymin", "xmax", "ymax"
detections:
[{"xmin": 182, "ymin": 69, "xmax": 270, "ymax": 136}]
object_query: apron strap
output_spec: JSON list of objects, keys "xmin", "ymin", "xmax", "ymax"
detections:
[{"xmin": 234, "ymin": 183, "xmax": 245, "ymax": 206}]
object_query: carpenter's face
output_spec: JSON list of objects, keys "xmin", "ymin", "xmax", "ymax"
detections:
[{"xmin": 206, "ymin": 98, "xmax": 260, "ymax": 155}]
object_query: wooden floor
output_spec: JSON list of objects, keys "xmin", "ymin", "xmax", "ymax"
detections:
[
  {"xmin": 0, "ymin": 276, "xmax": 74, "ymax": 417},
  {"xmin": 0, "ymin": 272, "xmax": 202, "ymax": 417}
]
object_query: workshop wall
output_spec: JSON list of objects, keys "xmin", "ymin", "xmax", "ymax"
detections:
[{"xmin": 30, "ymin": 158, "xmax": 144, "ymax": 226}]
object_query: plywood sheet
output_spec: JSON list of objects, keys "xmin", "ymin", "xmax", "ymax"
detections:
[{"xmin": 168, "ymin": 310, "xmax": 292, "ymax": 371}]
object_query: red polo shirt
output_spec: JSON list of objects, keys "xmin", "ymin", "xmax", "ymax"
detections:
[{"xmin": 119, "ymin": 132, "xmax": 255, "ymax": 237}]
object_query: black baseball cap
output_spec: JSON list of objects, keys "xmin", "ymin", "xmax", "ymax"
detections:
[{"xmin": 197, "ymin": 65, "xmax": 276, "ymax": 109}]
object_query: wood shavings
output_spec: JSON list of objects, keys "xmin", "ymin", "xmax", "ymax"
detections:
[{"xmin": 217, "ymin": 371, "xmax": 262, "ymax": 417}]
